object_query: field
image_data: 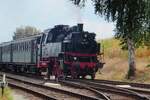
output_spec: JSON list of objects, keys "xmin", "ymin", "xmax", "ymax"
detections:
[{"xmin": 96, "ymin": 38, "xmax": 150, "ymax": 83}]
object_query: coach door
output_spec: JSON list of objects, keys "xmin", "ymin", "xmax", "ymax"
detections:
[{"xmin": 37, "ymin": 33, "xmax": 46, "ymax": 62}]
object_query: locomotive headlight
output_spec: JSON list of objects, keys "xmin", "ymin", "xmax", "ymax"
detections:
[
  {"xmin": 74, "ymin": 57, "xmax": 77, "ymax": 60},
  {"xmin": 84, "ymin": 34, "xmax": 87, "ymax": 38},
  {"xmin": 83, "ymin": 39, "xmax": 86, "ymax": 42}
]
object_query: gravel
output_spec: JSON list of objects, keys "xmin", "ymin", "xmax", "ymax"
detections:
[{"xmin": 12, "ymin": 88, "xmax": 43, "ymax": 100}]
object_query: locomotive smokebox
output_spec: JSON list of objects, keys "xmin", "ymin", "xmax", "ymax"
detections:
[{"xmin": 77, "ymin": 23, "xmax": 83, "ymax": 32}]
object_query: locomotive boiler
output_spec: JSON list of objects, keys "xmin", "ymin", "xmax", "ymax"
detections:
[{"xmin": 0, "ymin": 24, "xmax": 104, "ymax": 79}]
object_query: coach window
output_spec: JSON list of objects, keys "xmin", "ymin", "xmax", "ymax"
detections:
[
  {"xmin": 27, "ymin": 42, "xmax": 29, "ymax": 51},
  {"xmin": 8, "ymin": 46, "xmax": 10, "ymax": 52},
  {"xmin": 16, "ymin": 44, "xmax": 18, "ymax": 51},
  {"xmin": 5, "ymin": 46, "xmax": 6, "ymax": 52},
  {"xmin": 29, "ymin": 42, "xmax": 31, "ymax": 50},
  {"xmin": 26, "ymin": 42, "xmax": 28, "ymax": 51},
  {"xmin": 16, "ymin": 44, "xmax": 17, "ymax": 51},
  {"xmin": 28, "ymin": 42, "xmax": 30, "ymax": 51},
  {"xmin": 24, "ymin": 42, "xmax": 26, "ymax": 51},
  {"xmin": 17, "ymin": 44, "xmax": 18, "ymax": 51},
  {"xmin": 19, "ymin": 43, "xmax": 21, "ymax": 51},
  {"xmin": 17, "ymin": 44, "xmax": 19, "ymax": 51},
  {"xmin": 13, "ymin": 44, "xmax": 15, "ymax": 51},
  {"xmin": 22, "ymin": 43, "xmax": 23, "ymax": 51},
  {"xmin": 23, "ymin": 42, "xmax": 25, "ymax": 51},
  {"xmin": 14, "ymin": 45, "xmax": 16, "ymax": 51},
  {"xmin": 37, "ymin": 37, "xmax": 41, "ymax": 44},
  {"xmin": 20, "ymin": 43, "xmax": 23, "ymax": 51},
  {"xmin": 21, "ymin": 43, "xmax": 22, "ymax": 51},
  {"xmin": 6, "ymin": 46, "xmax": 7, "ymax": 52},
  {"xmin": 19, "ymin": 43, "xmax": 20, "ymax": 51},
  {"xmin": 19, "ymin": 44, "xmax": 20, "ymax": 51},
  {"xmin": 22, "ymin": 43, "xmax": 24, "ymax": 51},
  {"xmin": 15, "ymin": 44, "xmax": 17, "ymax": 51},
  {"xmin": 41, "ymin": 34, "xmax": 46, "ymax": 44}
]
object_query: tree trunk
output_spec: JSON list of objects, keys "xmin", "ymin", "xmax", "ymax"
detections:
[{"xmin": 127, "ymin": 38, "xmax": 136, "ymax": 79}]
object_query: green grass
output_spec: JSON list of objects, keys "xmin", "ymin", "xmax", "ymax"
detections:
[{"xmin": 0, "ymin": 87, "xmax": 13, "ymax": 100}]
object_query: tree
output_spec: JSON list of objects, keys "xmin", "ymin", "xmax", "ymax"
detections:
[
  {"xmin": 144, "ymin": 32, "xmax": 150, "ymax": 47},
  {"xmin": 13, "ymin": 26, "xmax": 41, "ymax": 40},
  {"xmin": 71, "ymin": 0, "xmax": 150, "ymax": 79}
]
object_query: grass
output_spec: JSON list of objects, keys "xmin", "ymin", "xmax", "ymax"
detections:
[
  {"xmin": 99, "ymin": 38, "xmax": 150, "ymax": 59},
  {"xmin": 0, "ymin": 87, "xmax": 13, "ymax": 100},
  {"xmin": 96, "ymin": 38, "xmax": 150, "ymax": 83}
]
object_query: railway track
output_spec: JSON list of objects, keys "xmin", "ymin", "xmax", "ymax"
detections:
[
  {"xmin": 92, "ymin": 79, "xmax": 150, "ymax": 89},
  {"xmin": 65, "ymin": 79, "xmax": 150, "ymax": 100},
  {"xmin": 81, "ymin": 79, "xmax": 150, "ymax": 96},
  {"xmin": 1, "ymin": 71, "xmax": 150, "ymax": 100},
  {"xmin": 59, "ymin": 80, "xmax": 110, "ymax": 100},
  {"xmin": 0, "ymin": 72, "xmax": 109, "ymax": 100}
]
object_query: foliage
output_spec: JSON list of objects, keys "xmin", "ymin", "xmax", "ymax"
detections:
[
  {"xmin": 70, "ymin": 0, "xmax": 86, "ymax": 6},
  {"xmin": 144, "ymin": 32, "xmax": 150, "ymax": 47},
  {"xmin": 71, "ymin": 0, "xmax": 149, "ymax": 49},
  {"xmin": 13, "ymin": 26, "xmax": 40, "ymax": 40}
]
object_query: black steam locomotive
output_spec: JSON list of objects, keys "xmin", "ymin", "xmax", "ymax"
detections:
[{"xmin": 0, "ymin": 24, "xmax": 104, "ymax": 79}]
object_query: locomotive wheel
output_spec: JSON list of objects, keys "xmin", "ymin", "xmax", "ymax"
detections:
[
  {"xmin": 82, "ymin": 75, "xmax": 86, "ymax": 79},
  {"xmin": 91, "ymin": 73, "xmax": 95, "ymax": 80},
  {"xmin": 71, "ymin": 66, "xmax": 78, "ymax": 79},
  {"xmin": 77, "ymin": 75, "xmax": 80, "ymax": 79},
  {"xmin": 36, "ymin": 69, "xmax": 41, "ymax": 76}
]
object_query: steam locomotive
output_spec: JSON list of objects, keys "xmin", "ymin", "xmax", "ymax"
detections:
[{"xmin": 0, "ymin": 24, "xmax": 104, "ymax": 79}]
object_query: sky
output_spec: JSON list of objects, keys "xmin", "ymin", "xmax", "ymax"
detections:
[{"xmin": 0, "ymin": 0, "xmax": 115, "ymax": 43}]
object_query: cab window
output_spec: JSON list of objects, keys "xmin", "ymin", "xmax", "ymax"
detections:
[
  {"xmin": 46, "ymin": 33, "xmax": 53, "ymax": 43},
  {"xmin": 41, "ymin": 34, "xmax": 46, "ymax": 44},
  {"xmin": 37, "ymin": 36, "xmax": 41, "ymax": 44}
]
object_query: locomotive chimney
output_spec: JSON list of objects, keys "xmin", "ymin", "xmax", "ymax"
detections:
[{"xmin": 77, "ymin": 23, "xmax": 83, "ymax": 32}]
